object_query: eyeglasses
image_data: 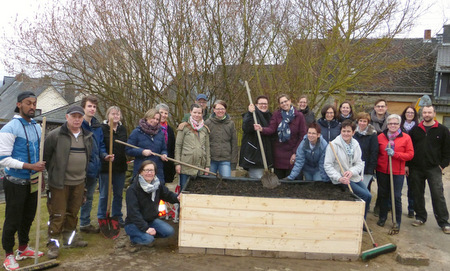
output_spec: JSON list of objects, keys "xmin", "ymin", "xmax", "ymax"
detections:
[
  {"xmin": 387, "ymin": 123, "xmax": 399, "ymax": 126},
  {"xmin": 257, "ymin": 103, "xmax": 268, "ymax": 106},
  {"xmin": 326, "ymin": 111, "xmax": 334, "ymax": 115},
  {"xmin": 375, "ymin": 105, "xmax": 386, "ymax": 108},
  {"xmin": 143, "ymin": 169, "xmax": 155, "ymax": 173},
  {"xmin": 215, "ymin": 108, "xmax": 226, "ymax": 111},
  {"xmin": 406, "ymin": 112, "xmax": 415, "ymax": 115},
  {"xmin": 279, "ymin": 100, "xmax": 289, "ymax": 104}
]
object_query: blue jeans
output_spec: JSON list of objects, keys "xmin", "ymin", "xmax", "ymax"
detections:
[
  {"xmin": 124, "ymin": 219, "xmax": 175, "ymax": 245},
  {"xmin": 303, "ymin": 171, "xmax": 321, "ymax": 181},
  {"xmin": 377, "ymin": 172, "xmax": 404, "ymax": 227},
  {"xmin": 98, "ymin": 172, "xmax": 125, "ymax": 221},
  {"xmin": 350, "ymin": 181, "xmax": 372, "ymax": 220},
  {"xmin": 209, "ymin": 161, "xmax": 231, "ymax": 177},
  {"xmin": 179, "ymin": 174, "xmax": 190, "ymax": 192},
  {"xmin": 80, "ymin": 177, "xmax": 97, "ymax": 227}
]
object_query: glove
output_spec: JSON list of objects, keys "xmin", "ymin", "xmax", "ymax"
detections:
[
  {"xmin": 281, "ymin": 177, "xmax": 293, "ymax": 182},
  {"xmin": 385, "ymin": 147, "xmax": 394, "ymax": 157}
]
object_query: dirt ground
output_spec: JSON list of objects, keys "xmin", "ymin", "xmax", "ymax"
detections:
[{"xmin": 53, "ymin": 168, "xmax": 450, "ymax": 271}]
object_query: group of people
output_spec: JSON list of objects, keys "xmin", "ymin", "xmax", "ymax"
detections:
[{"xmin": 0, "ymin": 91, "xmax": 449, "ymax": 270}]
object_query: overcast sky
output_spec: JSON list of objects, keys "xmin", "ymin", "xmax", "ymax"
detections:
[{"xmin": 1, "ymin": 0, "xmax": 449, "ymax": 82}]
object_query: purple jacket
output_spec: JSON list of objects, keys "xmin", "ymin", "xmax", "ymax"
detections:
[{"xmin": 261, "ymin": 109, "xmax": 307, "ymax": 169}]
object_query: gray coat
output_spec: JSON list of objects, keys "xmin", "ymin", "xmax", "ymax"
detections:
[{"xmin": 204, "ymin": 114, "xmax": 238, "ymax": 167}]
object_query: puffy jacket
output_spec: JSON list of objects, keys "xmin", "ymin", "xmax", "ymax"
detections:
[
  {"xmin": 125, "ymin": 175, "xmax": 179, "ymax": 232},
  {"xmin": 82, "ymin": 117, "xmax": 107, "ymax": 178},
  {"xmin": 288, "ymin": 135, "xmax": 329, "ymax": 181},
  {"xmin": 408, "ymin": 121, "xmax": 450, "ymax": 169},
  {"xmin": 100, "ymin": 121, "xmax": 128, "ymax": 173},
  {"xmin": 174, "ymin": 122, "xmax": 210, "ymax": 176},
  {"xmin": 376, "ymin": 130, "xmax": 414, "ymax": 175},
  {"xmin": 317, "ymin": 118, "xmax": 341, "ymax": 142},
  {"xmin": 261, "ymin": 109, "xmax": 307, "ymax": 169},
  {"xmin": 324, "ymin": 135, "xmax": 364, "ymax": 184},
  {"xmin": 126, "ymin": 126, "xmax": 168, "ymax": 183},
  {"xmin": 0, "ymin": 116, "xmax": 41, "ymax": 179},
  {"xmin": 239, "ymin": 109, "xmax": 273, "ymax": 169},
  {"xmin": 204, "ymin": 113, "xmax": 238, "ymax": 167},
  {"xmin": 43, "ymin": 123, "xmax": 93, "ymax": 189},
  {"xmin": 353, "ymin": 124, "xmax": 378, "ymax": 175}
]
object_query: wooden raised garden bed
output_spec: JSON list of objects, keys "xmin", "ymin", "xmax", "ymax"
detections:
[{"xmin": 178, "ymin": 176, "xmax": 365, "ymax": 261}]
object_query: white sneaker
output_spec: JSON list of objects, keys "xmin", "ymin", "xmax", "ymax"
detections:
[{"xmin": 3, "ymin": 255, "xmax": 19, "ymax": 270}]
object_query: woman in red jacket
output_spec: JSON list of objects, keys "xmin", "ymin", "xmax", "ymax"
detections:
[{"xmin": 376, "ymin": 114, "xmax": 414, "ymax": 232}]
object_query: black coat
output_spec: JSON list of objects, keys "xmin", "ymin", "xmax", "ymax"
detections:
[
  {"xmin": 353, "ymin": 124, "xmax": 378, "ymax": 175},
  {"xmin": 162, "ymin": 125, "xmax": 176, "ymax": 183},
  {"xmin": 100, "ymin": 122, "xmax": 128, "ymax": 173},
  {"xmin": 125, "ymin": 175, "xmax": 179, "ymax": 232},
  {"xmin": 239, "ymin": 108, "xmax": 273, "ymax": 169},
  {"xmin": 299, "ymin": 106, "xmax": 316, "ymax": 125}
]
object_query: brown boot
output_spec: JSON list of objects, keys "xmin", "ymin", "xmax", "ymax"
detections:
[
  {"xmin": 62, "ymin": 231, "xmax": 88, "ymax": 248},
  {"xmin": 47, "ymin": 240, "xmax": 60, "ymax": 259}
]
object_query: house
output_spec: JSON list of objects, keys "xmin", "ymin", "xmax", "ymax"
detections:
[{"xmin": 434, "ymin": 25, "xmax": 450, "ymax": 126}]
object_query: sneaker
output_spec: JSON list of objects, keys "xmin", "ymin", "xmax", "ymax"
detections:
[
  {"xmin": 411, "ymin": 220, "xmax": 425, "ymax": 227},
  {"xmin": 80, "ymin": 224, "xmax": 100, "ymax": 234},
  {"xmin": 407, "ymin": 210, "xmax": 415, "ymax": 218},
  {"xmin": 3, "ymin": 255, "xmax": 19, "ymax": 271},
  {"xmin": 442, "ymin": 225, "xmax": 450, "ymax": 234},
  {"xmin": 15, "ymin": 245, "xmax": 44, "ymax": 260},
  {"xmin": 63, "ymin": 232, "xmax": 88, "ymax": 248},
  {"xmin": 46, "ymin": 240, "xmax": 60, "ymax": 259}
]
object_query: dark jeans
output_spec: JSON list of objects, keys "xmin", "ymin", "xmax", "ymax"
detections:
[
  {"xmin": 410, "ymin": 166, "xmax": 450, "ymax": 227},
  {"xmin": 98, "ymin": 172, "xmax": 125, "ymax": 221},
  {"xmin": 2, "ymin": 178, "xmax": 37, "ymax": 253},
  {"xmin": 80, "ymin": 177, "xmax": 97, "ymax": 227},
  {"xmin": 124, "ymin": 219, "xmax": 174, "ymax": 245},
  {"xmin": 406, "ymin": 175, "xmax": 414, "ymax": 212},
  {"xmin": 349, "ymin": 181, "xmax": 372, "ymax": 220},
  {"xmin": 377, "ymin": 172, "xmax": 404, "ymax": 227}
]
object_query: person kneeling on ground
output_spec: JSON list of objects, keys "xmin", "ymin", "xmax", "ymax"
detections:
[{"xmin": 125, "ymin": 160, "xmax": 180, "ymax": 247}]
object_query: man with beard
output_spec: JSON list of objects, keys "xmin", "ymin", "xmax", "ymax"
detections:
[
  {"xmin": 407, "ymin": 105, "xmax": 450, "ymax": 234},
  {"xmin": 0, "ymin": 91, "xmax": 45, "ymax": 270}
]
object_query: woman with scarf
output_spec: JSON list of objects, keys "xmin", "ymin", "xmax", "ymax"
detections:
[
  {"xmin": 375, "ymin": 114, "xmax": 414, "ymax": 231},
  {"xmin": 297, "ymin": 95, "xmax": 315, "ymax": 125},
  {"xmin": 239, "ymin": 95, "xmax": 273, "ymax": 179},
  {"xmin": 126, "ymin": 109, "xmax": 168, "ymax": 185},
  {"xmin": 337, "ymin": 101, "xmax": 355, "ymax": 123},
  {"xmin": 353, "ymin": 112, "xmax": 378, "ymax": 189},
  {"xmin": 317, "ymin": 104, "xmax": 341, "ymax": 142},
  {"xmin": 175, "ymin": 104, "xmax": 210, "ymax": 190},
  {"xmin": 204, "ymin": 100, "xmax": 238, "ymax": 177},
  {"xmin": 125, "ymin": 160, "xmax": 179, "ymax": 247},
  {"xmin": 254, "ymin": 94, "xmax": 307, "ymax": 179},
  {"xmin": 156, "ymin": 103, "xmax": 176, "ymax": 183},
  {"xmin": 324, "ymin": 120, "xmax": 371, "ymax": 222},
  {"xmin": 401, "ymin": 106, "xmax": 419, "ymax": 218}
]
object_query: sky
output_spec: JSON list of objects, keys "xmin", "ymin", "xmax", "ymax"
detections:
[{"xmin": 1, "ymin": 0, "xmax": 450, "ymax": 83}]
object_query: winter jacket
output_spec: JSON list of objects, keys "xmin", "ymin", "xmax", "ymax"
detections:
[
  {"xmin": 204, "ymin": 113, "xmax": 238, "ymax": 167},
  {"xmin": 126, "ymin": 126, "xmax": 168, "ymax": 183},
  {"xmin": 0, "ymin": 116, "xmax": 41, "ymax": 179},
  {"xmin": 324, "ymin": 135, "xmax": 364, "ymax": 184},
  {"xmin": 353, "ymin": 124, "xmax": 378, "ymax": 175},
  {"xmin": 125, "ymin": 175, "xmax": 179, "ymax": 232},
  {"xmin": 174, "ymin": 121, "xmax": 211, "ymax": 176},
  {"xmin": 376, "ymin": 130, "xmax": 414, "ymax": 175},
  {"xmin": 299, "ymin": 106, "xmax": 316, "ymax": 125},
  {"xmin": 370, "ymin": 110, "xmax": 390, "ymax": 134},
  {"xmin": 288, "ymin": 135, "xmax": 329, "ymax": 181},
  {"xmin": 317, "ymin": 118, "xmax": 341, "ymax": 142},
  {"xmin": 82, "ymin": 117, "xmax": 107, "ymax": 178},
  {"xmin": 100, "ymin": 121, "xmax": 128, "ymax": 173},
  {"xmin": 239, "ymin": 108, "xmax": 273, "ymax": 169},
  {"xmin": 44, "ymin": 123, "xmax": 93, "ymax": 189},
  {"xmin": 161, "ymin": 124, "xmax": 176, "ymax": 183},
  {"xmin": 261, "ymin": 109, "xmax": 307, "ymax": 169},
  {"xmin": 337, "ymin": 114, "xmax": 355, "ymax": 123},
  {"xmin": 408, "ymin": 121, "xmax": 450, "ymax": 169}
]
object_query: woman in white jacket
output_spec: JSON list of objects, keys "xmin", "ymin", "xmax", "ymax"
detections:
[{"xmin": 324, "ymin": 120, "xmax": 372, "ymax": 221}]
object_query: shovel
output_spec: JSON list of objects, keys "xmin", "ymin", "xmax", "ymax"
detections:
[
  {"xmin": 244, "ymin": 81, "xmax": 279, "ymax": 189},
  {"xmin": 98, "ymin": 117, "xmax": 120, "ymax": 239}
]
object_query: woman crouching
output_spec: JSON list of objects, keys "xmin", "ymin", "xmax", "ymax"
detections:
[{"xmin": 125, "ymin": 160, "xmax": 180, "ymax": 247}]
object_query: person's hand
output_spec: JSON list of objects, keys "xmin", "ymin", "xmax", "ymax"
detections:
[
  {"xmin": 175, "ymin": 165, "xmax": 181, "ymax": 174},
  {"xmin": 248, "ymin": 104, "xmax": 255, "ymax": 113},
  {"xmin": 177, "ymin": 194, "xmax": 181, "ymax": 201},
  {"xmin": 29, "ymin": 161, "xmax": 46, "ymax": 172},
  {"xmin": 290, "ymin": 154, "xmax": 296, "ymax": 165},
  {"xmin": 385, "ymin": 147, "xmax": 394, "ymax": 157},
  {"xmin": 146, "ymin": 227, "xmax": 156, "ymax": 236},
  {"xmin": 253, "ymin": 124, "xmax": 262, "ymax": 131},
  {"xmin": 142, "ymin": 149, "xmax": 153, "ymax": 156},
  {"xmin": 204, "ymin": 167, "xmax": 209, "ymax": 176},
  {"xmin": 405, "ymin": 166, "xmax": 409, "ymax": 177},
  {"xmin": 339, "ymin": 176, "xmax": 350, "ymax": 185},
  {"xmin": 343, "ymin": 170, "xmax": 353, "ymax": 178},
  {"xmin": 104, "ymin": 154, "xmax": 115, "ymax": 162},
  {"xmin": 161, "ymin": 154, "xmax": 168, "ymax": 162}
]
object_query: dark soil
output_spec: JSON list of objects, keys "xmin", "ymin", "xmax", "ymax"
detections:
[{"xmin": 184, "ymin": 176, "xmax": 357, "ymax": 201}]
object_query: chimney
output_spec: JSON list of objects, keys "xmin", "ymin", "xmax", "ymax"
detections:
[
  {"xmin": 424, "ymin": 29, "xmax": 431, "ymax": 40},
  {"xmin": 444, "ymin": 25, "xmax": 450, "ymax": 44}
]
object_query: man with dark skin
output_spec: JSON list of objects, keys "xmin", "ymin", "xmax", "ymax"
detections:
[{"xmin": 0, "ymin": 91, "xmax": 46, "ymax": 270}]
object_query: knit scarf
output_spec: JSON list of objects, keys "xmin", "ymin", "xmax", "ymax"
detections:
[
  {"xmin": 403, "ymin": 121, "xmax": 415, "ymax": 133},
  {"xmin": 340, "ymin": 136, "xmax": 354, "ymax": 166},
  {"xmin": 139, "ymin": 118, "xmax": 160, "ymax": 136},
  {"xmin": 189, "ymin": 116, "xmax": 204, "ymax": 131},
  {"xmin": 387, "ymin": 129, "xmax": 401, "ymax": 150},
  {"xmin": 138, "ymin": 175, "xmax": 160, "ymax": 201},
  {"xmin": 277, "ymin": 106, "xmax": 296, "ymax": 142},
  {"xmin": 160, "ymin": 121, "xmax": 168, "ymax": 144},
  {"xmin": 355, "ymin": 125, "xmax": 368, "ymax": 135}
]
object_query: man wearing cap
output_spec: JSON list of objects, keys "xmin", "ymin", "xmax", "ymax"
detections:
[
  {"xmin": 182, "ymin": 94, "xmax": 210, "ymax": 122},
  {"xmin": 43, "ymin": 105, "xmax": 95, "ymax": 259},
  {"xmin": 0, "ymin": 91, "xmax": 45, "ymax": 270}
]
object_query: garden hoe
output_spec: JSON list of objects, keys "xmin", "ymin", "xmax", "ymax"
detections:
[
  {"xmin": 329, "ymin": 142, "xmax": 396, "ymax": 261},
  {"xmin": 98, "ymin": 117, "xmax": 121, "ymax": 239},
  {"xmin": 244, "ymin": 81, "xmax": 279, "ymax": 189}
]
